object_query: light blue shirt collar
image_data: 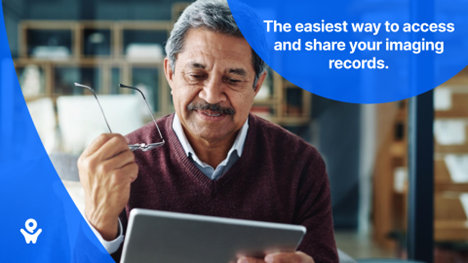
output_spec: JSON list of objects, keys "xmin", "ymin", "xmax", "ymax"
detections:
[{"xmin": 172, "ymin": 113, "xmax": 249, "ymax": 179}]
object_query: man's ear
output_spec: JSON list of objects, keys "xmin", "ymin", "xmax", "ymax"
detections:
[
  {"xmin": 164, "ymin": 58, "xmax": 174, "ymax": 92},
  {"xmin": 253, "ymin": 71, "xmax": 267, "ymax": 96}
]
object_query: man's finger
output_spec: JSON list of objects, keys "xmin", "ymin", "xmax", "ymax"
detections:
[
  {"xmin": 237, "ymin": 257, "xmax": 265, "ymax": 263},
  {"xmin": 265, "ymin": 253, "xmax": 299, "ymax": 263},
  {"xmin": 101, "ymin": 149, "xmax": 135, "ymax": 171},
  {"xmin": 115, "ymin": 162, "xmax": 139, "ymax": 183},
  {"xmin": 92, "ymin": 134, "xmax": 130, "ymax": 161},
  {"xmin": 82, "ymin": 133, "xmax": 114, "ymax": 157},
  {"xmin": 264, "ymin": 251, "xmax": 313, "ymax": 263}
]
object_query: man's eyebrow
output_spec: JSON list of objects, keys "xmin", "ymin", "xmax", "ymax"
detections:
[
  {"xmin": 228, "ymin": 68, "xmax": 247, "ymax": 76},
  {"xmin": 188, "ymin": 62, "xmax": 205, "ymax": 69}
]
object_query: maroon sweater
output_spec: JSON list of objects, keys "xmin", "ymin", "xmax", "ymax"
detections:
[{"xmin": 114, "ymin": 113, "xmax": 338, "ymax": 263}]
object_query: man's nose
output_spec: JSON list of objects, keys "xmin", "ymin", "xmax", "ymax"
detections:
[{"xmin": 199, "ymin": 76, "xmax": 226, "ymax": 104}]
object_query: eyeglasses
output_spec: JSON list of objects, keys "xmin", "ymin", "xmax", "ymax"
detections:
[{"xmin": 74, "ymin": 82, "xmax": 165, "ymax": 151}]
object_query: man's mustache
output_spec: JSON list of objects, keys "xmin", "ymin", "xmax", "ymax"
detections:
[{"xmin": 187, "ymin": 101, "xmax": 236, "ymax": 115}]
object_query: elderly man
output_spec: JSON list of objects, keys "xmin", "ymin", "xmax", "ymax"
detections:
[{"xmin": 78, "ymin": 0, "xmax": 338, "ymax": 262}]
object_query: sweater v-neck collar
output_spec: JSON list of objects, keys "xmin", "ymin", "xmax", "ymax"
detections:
[
  {"xmin": 168, "ymin": 113, "xmax": 255, "ymax": 192},
  {"xmin": 171, "ymin": 113, "xmax": 249, "ymax": 180}
]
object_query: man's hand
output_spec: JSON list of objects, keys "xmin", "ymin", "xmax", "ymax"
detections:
[
  {"xmin": 237, "ymin": 251, "xmax": 314, "ymax": 263},
  {"xmin": 77, "ymin": 133, "xmax": 138, "ymax": 241}
]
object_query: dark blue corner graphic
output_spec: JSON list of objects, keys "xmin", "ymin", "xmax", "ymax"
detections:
[
  {"xmin": 0, "ymin": 2, "xmax": 115, "ymax": 262},
  {"xmin": 228, "ymin": 0, "xmax": 468, "ymax": 103}
]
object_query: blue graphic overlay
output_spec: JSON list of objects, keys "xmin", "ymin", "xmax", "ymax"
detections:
[
  {"xmin": 0, "ymin": 2, "xmax": 114, "ymax": 262},
  {"xmin": 228, "ymin": 0, "xmax": 468, "ymax": 103}
]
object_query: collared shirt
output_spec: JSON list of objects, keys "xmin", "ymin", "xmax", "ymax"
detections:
[
  {"xmin": 172, "ymin": 113, "xmax": 249, "ymax": 180},
  {"xmin": 93, "ymin": 113, "xmax": 250, "ymax": 253}
]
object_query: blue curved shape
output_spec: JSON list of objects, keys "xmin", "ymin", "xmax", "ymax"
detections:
[
  {"xmin": 228, "ymin": 0, "xmax": 468, "ymax": 103},
  {"xmin": 0, "ymin": 2, "xmax": 114, "ymax": 262}
]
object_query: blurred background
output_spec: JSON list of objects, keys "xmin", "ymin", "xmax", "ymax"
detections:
[{"xmin": 3, "ymin": 0, "xmax": 468, "ymax": 262}]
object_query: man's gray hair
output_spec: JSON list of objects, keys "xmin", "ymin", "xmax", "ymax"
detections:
[{"xmin": 165, "ymin": 0, "xmax": 266, "ymax": 88}]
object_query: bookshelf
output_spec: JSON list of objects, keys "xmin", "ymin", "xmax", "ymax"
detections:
[
  {"xmin": 14, "ymin": 9, "xmax": 312, "ymax": 126},
  {"xmin": 373, "ymin": 68, "xmax": 468, "ymax": 255}
]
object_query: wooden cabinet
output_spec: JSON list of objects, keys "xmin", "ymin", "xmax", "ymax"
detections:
[
  {"xmin": 373, "ymin": 67, "xmax": 468, "ymax": 253},
  {"xmin": 432, "ymin": 68, "xmax": 468, "ymax": 243},
  {"xmin": 14, "ymin": 9, "xmax": 311, "ymax": 126}
]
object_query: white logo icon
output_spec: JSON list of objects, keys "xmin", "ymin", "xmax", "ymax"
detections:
[{"xmin": 20, "ymin": 219, "xmax": 42, "ymax": 244}]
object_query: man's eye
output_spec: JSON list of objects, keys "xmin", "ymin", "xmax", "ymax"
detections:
[
  {"xmin": 227, "ymin": 78, "xmax": 241, "ymax": 84},
  {"xmin": 189, "ymin": 74, "xmax": 204, "ymax": 79},
  {"xmin": 185, "ymin": 73, "xmax": 206, "ymax": 84}
]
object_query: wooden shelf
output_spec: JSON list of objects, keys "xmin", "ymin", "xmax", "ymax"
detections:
[
  {"xmin": 435, "ymin": 220, "xmax": 468, "ymax": 241},
  {"xmin": 435, "ymin": 182, "xmax": 468, "ymax": 192},
  {"xmin": 15, "ymin": 8, "xmax": 312, "ymax": 127},
  {"xmin": 432, "ymin": 75, "xmax": 468, "ymax": 243},
  {"xmin": 274, "ymin": 117, "xmax": 310, "ymax": 126},
  {"xmin": 435, "ymin": 93, "xmax": 468, "ymax": 118},
  {"xmin": 434, "ymin": 124, "xmax": 468, "ymax": 153},
  {"xmin": 373, "ymin": 72, "xmax": 468, "ymax": 251}
]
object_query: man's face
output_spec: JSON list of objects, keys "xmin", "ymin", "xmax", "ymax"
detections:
[{"xmin": 165, "ymin": 28, "xmax": 265, "ymax": 143}]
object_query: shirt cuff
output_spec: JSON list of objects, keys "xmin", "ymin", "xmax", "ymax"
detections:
[{"xmin": 84, "ymin": 216, "xmax": 124, "ymax": 254}]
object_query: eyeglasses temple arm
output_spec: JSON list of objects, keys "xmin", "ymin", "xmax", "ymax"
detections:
[
  {"xmin": 74, "ymin": 82, "xmax": 113, "ymax": 133},
  {"xmin": 119, "ymin": 83, "xmax": 164, "ymax": 141}
]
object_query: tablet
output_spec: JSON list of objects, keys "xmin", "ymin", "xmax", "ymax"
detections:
[{"xmin": 120, "ymin": 208, "xmax": 306, "ymax": 263}]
